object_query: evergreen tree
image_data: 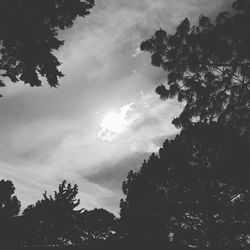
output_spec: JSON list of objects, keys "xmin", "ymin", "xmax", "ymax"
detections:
[{"xmin": 141, "ymin": 0, "xmax": 250, "ymax": 128}]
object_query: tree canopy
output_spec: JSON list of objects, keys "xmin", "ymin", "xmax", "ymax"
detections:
[
  {"xmin": 0, "ymin": 179, "xmax": 20, "ymax": 219},
  {"xmin": 120, "ymin": 123, "xmax": 250, "ymax": 249},
  {"xmin": 0, "ymin": 179, "xmax": 20, "ymax": 246},
  {"xmin": 0, "ymin": 0, "xmax": 94, "ymax": 89},
  {"xmin": 79, "ymin": 208, "xmax": 117, "ymax": 242},
  {"xmin": 141, "ymin": 0, "xmax": 250, "ymax": 128},
  {"xmin": 0, "ymin": 179, "xmax": 118, "ymax": 247},
  {"xmin": 22, "ymin": 180, "xmax": 83, "ymax": 245}
]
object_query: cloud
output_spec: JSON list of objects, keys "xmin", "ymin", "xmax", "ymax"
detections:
[
  {"xmin": 98, "ymin": 103, "xmax": 137, "ymax": 142},
  {"xmin": 86, "ymin": 152, "xmax": 148, "ymax": 192},
  {"xmin": 96, "ymin": 90, "xmax": 182, "ymax": 152},
  {"xmin": 132, "ymin": 47, "xmax": 141, "ymax": 58},
  {"xmin": 84, "ymin": 151, "xmax": 150, "ymax": 214}
]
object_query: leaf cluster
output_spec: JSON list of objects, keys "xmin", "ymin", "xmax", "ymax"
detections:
[
  {"xmin": 141, "ymin": 0, "xmax": 250, "ymax": 128},
  {"xmin": 0, "ymin": 0, "xmax": 95, "ymax": 88},
  {"xmin": 79, "ymin": 208, "xmax": 118, "ymax": 241}
]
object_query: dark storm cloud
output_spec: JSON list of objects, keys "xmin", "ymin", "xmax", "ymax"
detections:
[
  {"xmin": 151, "ymin": 133, "xmax": 178, "ymax": 149},
  {"xmin": 85, "ymin": 152, "xmax": 149, "ymax": 192}
]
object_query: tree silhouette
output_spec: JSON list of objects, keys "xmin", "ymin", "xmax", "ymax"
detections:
[
  {"xmin": 0, "ymin": 179, "xmax": 20, "ymax": 219},
  {"xmin": 0, "ymin": 179, "xmax": 21, "ymax": 246},
  {"xmin": 141, "ymin": 0, "xmax": 250, "ymax": 128},
  {"xmin": 22, "ymin": 180, "xmax": 83, "ymax": 246},
  {"xmin": 0, "ymin": 0, "xmax": 94, "ymax": 90},
  {"xmin": 120, "ymin": 123, "xmax": 250, "ymax": 249},
  {"xmin": 78, "ymin": 208, "xmax": 117, "ymax": 242}
]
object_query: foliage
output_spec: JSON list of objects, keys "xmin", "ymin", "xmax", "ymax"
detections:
[
  {"xmin": 120, "ymin": 123, "xmax": 250, "ymax": 249},
  {"xmin": 0, "ymin": 0, "xmax": 94, "ymax": 89},
  {"xmin": 22, "ymin": 180, "xmax": 83, "ymax": 246},
  {"xmin": 141, "ymin": 0, "xmax": 250, "ymax": 128},
  {"xmin": 0, "ymin": 180, "xmax": 118, "ymax": 247},
  {"xmin": 0, "ymin": 179, "xmax": 20, "ymax": 219},
  {"xmin": 0, "ymin": 179, "xmax": 21, "ymax": 246},
  {"xmin": 78, "ymin": 208, "xmax": 117, "ymax": 241}
]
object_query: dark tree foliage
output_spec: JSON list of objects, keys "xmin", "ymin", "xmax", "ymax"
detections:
[
  {"xmin": 22, "ymin": 180, "xmax": 83, "ymax": 246},
  {"xmin": 141, "ymin": 0, "xmax": 250, "ymax": 128},
  {"xmin": 78, "ymin": 208, "xmax": 117, "ymax": 242},
  {"xmin": 0, "ymin": 179, "xmax": 21, "ymax": 246},
  {"xmin": 0, "ymin": 0, "xmax": 94, "ymax": 90},
  {"xmin": 120, "ymin": 123, "xmax": 250, "ymax": 249},
  {"xmin": 0, "ymin": 179, "xmax": 20, "ymax": 218}
]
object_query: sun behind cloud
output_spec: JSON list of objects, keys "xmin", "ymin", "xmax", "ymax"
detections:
[
  {"xmin": 98, "ymin": 103, "xmax": 136, "ymax": 142},
  {"xmin": 101, "ymin": 112, "xmax": 127, "ymax": 134}
]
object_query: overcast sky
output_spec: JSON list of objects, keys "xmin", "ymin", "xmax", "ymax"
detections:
[{"xmin": 0, "ymin": 0, "xmax": 230, "ymax": 215}]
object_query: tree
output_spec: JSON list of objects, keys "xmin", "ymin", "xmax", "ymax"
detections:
[
  {"xmin": 141, "ymin": 0, "xmax": 250, "ymax": 128},
  {"xmin": 120, "ymin": 123, "xmax": 250, "ymax": 249},
  {"xmin": 78, "ymin": 208, "xmax": 117, "ymax": 242},
  {"xmin": 0, "ymin": 0, "xmax": 94, "ymax": 90},
  {"xmin": 0, "ymin": 179, "xmax": 20, "ymax": 219},
  {"xmin": 22, "ymin": 180, "xmax": 83, "ymax": 246},
  {"xmin": 0, "ymin": 179, "xmax": 21, "ymax": 246}
]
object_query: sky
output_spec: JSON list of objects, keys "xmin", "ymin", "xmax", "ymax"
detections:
[{"xmin": 0, "ymin": 0, "xmax": 230, "ymax": 215}]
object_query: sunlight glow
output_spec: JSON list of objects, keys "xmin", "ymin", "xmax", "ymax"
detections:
[
  {"xmin": 101, "ymin": 112, "xmax": 127, "ymax": 134},
  {"xmin": 98, "ymin": 104, "xmax": 135, "ymax": 142}
]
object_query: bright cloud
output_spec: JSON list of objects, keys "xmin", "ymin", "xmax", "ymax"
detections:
[
  {"xmin": 98, "ymin": 103, "xmax": 138, "ymax": 141},
  {"xmin": 132, "ymin": 47, "xmax": 141, "ymax": 57}
]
